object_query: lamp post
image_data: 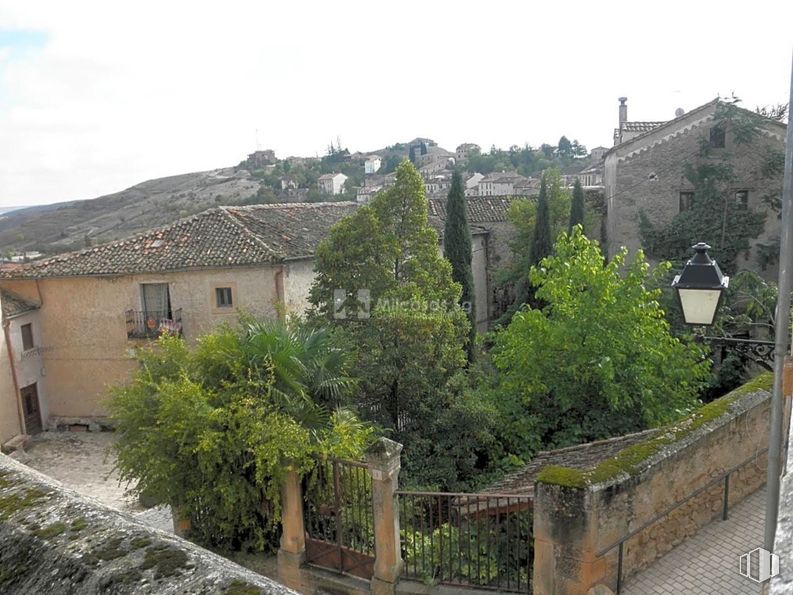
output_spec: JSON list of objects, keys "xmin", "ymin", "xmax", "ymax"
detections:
[
  {"xmin": 671, "ymin": 243, "xmax": 729, "ymax": 326},
  {"xmin": 671, "ymin": 243, "xmax": 776, "ymax": 370}
]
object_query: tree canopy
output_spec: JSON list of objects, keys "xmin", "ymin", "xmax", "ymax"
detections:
[
  {"xmin": 491, "ymin": 228, "xmax": 710, "ymax": 452},
  {"xmin": 444, "ymin": 170, "xmax": 476, "ymax": 360},
  {"xmin": 308, "ymin": 160, "xmax": 479, "ymax": 488},
  {"xmin": 569, "ymin": 178, "xmax": 585, "ymax": 232}
]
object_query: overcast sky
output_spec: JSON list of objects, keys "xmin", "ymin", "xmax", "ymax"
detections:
[{"xmin": 0, "ymin": 1, "xmax": 791, "ymax": 208}]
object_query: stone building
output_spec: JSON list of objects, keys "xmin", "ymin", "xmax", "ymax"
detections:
[
  {"xmin": 0, "ymin": 203, "xmax": 358, "ymax": 443},
  {"xmin": 478, "ymin": 171, "xmax": 530, "ymax": 196},
  {"xmin": 245, "ymin": 149, "xmax": 277, "ymax": 170},
  {"xmin": 364, "ymin": 156, "xmax": 381, "ymax": 174},
  {"xmin": 456, "ymin": 143, "xmax": 481, "ymax": 161},
  {"xmin": 317, "ymin": 172, "xmax": 348, "ymax": 195},
  {"xmin": 1, "ymin": 289, "xmax": 46, "ymax": 447},
  {"xmin": 605, "ymin": 98, "xmax": 786, "ymax": 275},
  {"xmin": 428, "ymin": 196, "xmax": 518, "ymax": 324}
]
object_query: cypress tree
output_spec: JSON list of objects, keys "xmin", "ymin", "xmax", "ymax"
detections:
[
  {"xmin": 444, "ymin": 171, "xmax": 476, "ymax": 361},
  {"xmin": 569, "ymin": 178, "xmax": 585, "ymax": 233},
  {"xmin": 530, "ymin": 174, "xmax": 552, "ymax": 267}
]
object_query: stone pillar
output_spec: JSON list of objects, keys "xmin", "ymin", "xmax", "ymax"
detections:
[
  {"xmin": 366, "ymin": 438, "xmax": 403, "ymax": 595},
  {"xmin": 277, "ymin": 468, "xmax": 306, "ymax": 592},
  {"xmin": 533, "ymin": 482, "xmax": 608, "ymax": 595}
]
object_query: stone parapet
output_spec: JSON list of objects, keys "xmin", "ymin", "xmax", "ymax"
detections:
[
  {"xmin": 0, "ymin": 452, "xmax": 294, "ymax": 594},
  {"xmin": 533, "ymin": 374, "xmax": 774, "ymax": 594}
]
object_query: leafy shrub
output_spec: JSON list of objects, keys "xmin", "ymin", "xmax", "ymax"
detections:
[{"xmin": 109, "ymin": 320, "xmax": 373, "ymax": 552}]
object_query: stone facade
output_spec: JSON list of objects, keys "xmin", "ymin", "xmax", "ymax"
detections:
[
  {"xmin": 0, "ymin": 260, "xmax": 316, "ymax": 430},
  {"xmin": 533, "ymin": 376, "xmax": 778, "ymax": 594},
  {"xmin": 605, "ymin": 100, "xmax": 786, "ymax": 278}
]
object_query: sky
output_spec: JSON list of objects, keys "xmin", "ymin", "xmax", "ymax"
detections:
[{"xmin": 0, "ymin": 1, "xmax": 792, "ymax": 208}]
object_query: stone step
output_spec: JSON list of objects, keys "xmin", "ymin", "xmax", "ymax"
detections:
[{"xmin": 1, "ymin": 433, "xmax": 30, "ymax": 454}]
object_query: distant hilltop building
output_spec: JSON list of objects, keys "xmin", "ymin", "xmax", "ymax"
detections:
[
  {"xmin": 456, "ymin": 143, "xmax": 481, "ymax": 161},
  {"xmin": 364, "ymin": 156, "xmax": 382, "ymax": 175},
  {"xmin": 245, "ymin": 149, "xmax": 277, "ymax": 170},
  {"xmin": 589, "ymin": 146, "xmax": 608, "ymax": 162},
  {"xmin": 478, "ymin": 171, "xmax": 532, "ymax": 197},
  {"xmin": 318, "ymin": 172, "xmax": 348, "ymax": 195}
]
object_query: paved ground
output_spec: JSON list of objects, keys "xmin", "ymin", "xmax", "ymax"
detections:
[
  {"xmin": 623, "ymin": 487, "xmax": 767, "ymax": 595},
  {"xmin": 19, "ymin": 431, "xmax": 173, "ymax": 533}
]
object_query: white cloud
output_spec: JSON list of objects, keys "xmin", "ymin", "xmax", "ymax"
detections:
[{"xmin": 0, "ymin": 0, "xmax": 791, "ymax": 206}]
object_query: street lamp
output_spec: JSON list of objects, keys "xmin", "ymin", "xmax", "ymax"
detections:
[{"xmin": 671, "ymin": 242, "xmax": 730, "ymax": 326}]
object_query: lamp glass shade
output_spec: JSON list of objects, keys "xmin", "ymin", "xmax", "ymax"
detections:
[{"xmin": 677, "ymin": 288, "xmax": 722, "ymax": 325}]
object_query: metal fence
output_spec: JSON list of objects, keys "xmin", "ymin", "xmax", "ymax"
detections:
[
  {"xmin": 303, "ymin": 457, "xmax": 375, "ymax": 579},
  {"xmin": 397, "ymin": 491, "xmax": 532, "ymax": 592}
]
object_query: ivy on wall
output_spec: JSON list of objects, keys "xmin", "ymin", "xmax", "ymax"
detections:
[{"xmin": 639, "ymin": 99, "xmax": 785, "ymax": 274}]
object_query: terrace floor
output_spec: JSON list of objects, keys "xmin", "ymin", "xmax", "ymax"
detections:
[{"xmin": 622, "ymin": 486, "xmax": 767, "ymax": 595}]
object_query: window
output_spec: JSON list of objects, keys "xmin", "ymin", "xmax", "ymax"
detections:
[
  {"xmin": 21, "ymin": 323, "xmax": 34, "ymax": 351},
  {"xmin": 709, "ymin": 126, "xmax": 726, "ymax": 148},
  {"xmin": 215, "ymin": 287, "xmax": 233, "ymax": 308},
  {"xmin": 679, "ymin": 191, "xmax": 695, "ymax": 212},
  {"xmin": 735, "ymin": 190, "xmax": 749, "ymax": 207}
]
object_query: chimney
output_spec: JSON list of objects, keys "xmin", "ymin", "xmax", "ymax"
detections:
[{"xmin": 618, "ymin": 97, "xmax": 628, "ymax": 125}]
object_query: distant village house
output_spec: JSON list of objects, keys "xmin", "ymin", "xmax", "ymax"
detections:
[{"xmin": 318, "ymin": 172, "xmax": 348, "ymax": 195}]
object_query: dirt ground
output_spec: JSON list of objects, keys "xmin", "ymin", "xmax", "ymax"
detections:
[{"xmin": 20, "ymin": 430, "xmax": 173, "ymax": 533}]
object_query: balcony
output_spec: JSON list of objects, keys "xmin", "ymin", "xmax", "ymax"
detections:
[{"xmin": 125, "ymin": 309, "xmax": 183, "ymax": 339}]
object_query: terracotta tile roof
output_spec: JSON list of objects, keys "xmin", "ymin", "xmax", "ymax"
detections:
[
  {"xmin": 1, "ymin": 289, "xmax": 40, "ymax": 319},
  {"xmin": 428, "ymin": 196, "xmax": 516, "ymax": 223},
  {"xmin": 622, "ymin": 121, "xmax": 667, "ymax": 132},
  {"xmin": 1, "ymin": 203, "xmax": 359, "ymax": 279},
  {"xmin": 479, "ymin": 429, "xmax": 658, "ymax": 498},
  {"xmin": 225, "ymin": 203, "xmax": 358, "ymax": 260}
]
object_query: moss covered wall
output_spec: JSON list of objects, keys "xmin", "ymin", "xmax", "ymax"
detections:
[
  {"xmin": 533, "ymin": 375, "xmax": 775, "ymax": 595},
  {"xmin": 0, "ymin": 453, "xmax": 295, "ymax": 595}
]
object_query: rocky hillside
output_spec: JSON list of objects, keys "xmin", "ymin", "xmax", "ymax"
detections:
[{"xmin": 0, "ymin": 168, "xmax": 261, "ymax": 255}]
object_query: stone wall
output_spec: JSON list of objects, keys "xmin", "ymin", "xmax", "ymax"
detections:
[
  {"xmin": 0, "ymin": 264, "xmax": 282, "ymax": 422},
  {"xmin": 533, "ymin": 375, "xmax": 775, "ymax": 595},
  {"xmin": 0, "ymin": 452, "xmax": 294, "ymax": 595},
  {"xmin": 605, "ymin": 106, "xmax": 784, "ymax": 278}
]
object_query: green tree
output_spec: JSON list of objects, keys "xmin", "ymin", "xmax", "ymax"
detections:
[
  {"xmin": 569, "ymin": 178, "xmax": 585, "ymax": 233},
  {"xmin": 492, "ymin": 228, "xmax": 709, "ymax": 453},
  {"xmin": 309, "ymin": 160, "xmax": 477, "ymax": 487},
  {"xmin": 530, "ymin": 174, "xmax": 552, "ymax": 267},
  {"xmin": 557, "ymin": 136, "xmax": 572, "ymax": 158},
  {"xmin": 109, "ymin": 320, "xmax": 372, "ymax": 552},
  {"xmin": 444, "ymin": 171, "xmax": 476, "ymax": 361},
  {"xmin": 495, "ymin": 169, "xmax": 571, "ymax": 320}
]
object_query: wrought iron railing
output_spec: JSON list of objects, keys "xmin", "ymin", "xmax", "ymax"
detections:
[
  {"xmin": 597, "ymin": 447, "xmax": 768, "ymax": 594},
  {"xmin": 125, "ymin": 308, "xmax": 183, "ymax": 339},
  {"xmin": 396, "ymin": 490, "xmax": 532, "ymax": 592}
]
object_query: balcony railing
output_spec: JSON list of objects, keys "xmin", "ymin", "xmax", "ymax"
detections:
[{"xmin": 125, "ymin": 308, "xmax": 183, "ymax": 339}]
